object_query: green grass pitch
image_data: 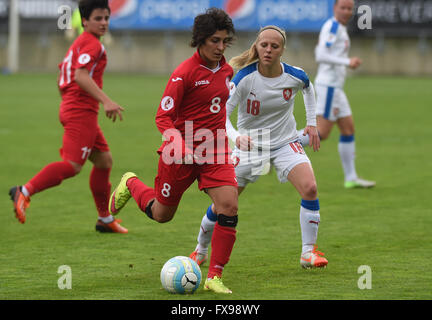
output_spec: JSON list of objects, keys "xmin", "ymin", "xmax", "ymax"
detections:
[{"xmin": 1, "ymin": 73, "xmax": 431, "ymax": 300}]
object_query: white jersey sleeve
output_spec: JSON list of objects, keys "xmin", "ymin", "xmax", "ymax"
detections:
[
  {"xmin": 315, "ymin": 46, "xmax": 350, "ymax": 66},
  {"xmin": 225, "ymin": 95, "xmax": 241, "ymax": 144},
  {"xmin": 225, "ymin": 68, "xmax": 249, "ymax": 144},
  {"xmin": 302, "ymin": 82, "xmax": 317, "ymax": 127}
]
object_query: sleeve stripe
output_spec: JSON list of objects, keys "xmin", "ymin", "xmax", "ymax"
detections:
[
  {"xmin": 330, "ymin": 20, "xmax": 339, "ymax": 35},
  {"xmin": 232, "ymin": 62, "xmax": 257, "ymax": 86},
  {"xmin": 325, "ymin": 20, "xmax": 339, "ymax": 48},
  {"xmin": 283, "ymin": 63, "xmax": 310, "ymax": 88}
]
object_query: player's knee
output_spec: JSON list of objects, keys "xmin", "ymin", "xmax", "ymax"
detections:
[
  {"xmin": 301, "ymin": 181, "xmax": 318, "ymax": 199},
  {"xmin": 68, "ymin": 161, "xmax": 82, "ymax": 175},
  {"xmin": 341, "ymin": 129, "xmax": 355, "ymax": 137},
  {"xmin": 319, "ymin": 130, "xmax": 330, "ymax": 141},
  {"xmin": 102, "ymin": 157, "xmax": 113, "ymax": 169},
  {"xmin": 103, "ymin": 154, "xmax": 113, "ymax": 169},
  {"xmin": 150, "ymin": 202, "xmax": 176, "ymax": 223},
  {"xmin": 154, "ymin": 215, "xmax": 174, "ymax": 223},
  {"xmin": 215, "ymin": 200, "xmax": 238, "ymax": 216},
  {"xmin": 95, "ymin": 154, "xmax": 113, "ymax": 169}
]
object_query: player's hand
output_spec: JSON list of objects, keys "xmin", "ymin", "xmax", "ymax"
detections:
[
  {"xmin": 349, "ymin": 57, "xmax": 362, "ymax": 69},
  {"xmin": 103, "ymin": 101, "xmax": 124, "ymax": 122},
  {"xmin": 236, "ymin": 135, "xmax": 254, "ymax": 151},
  {"xmin": 303, "ymin": 126, "xmax": 320, "ymax": 152}
]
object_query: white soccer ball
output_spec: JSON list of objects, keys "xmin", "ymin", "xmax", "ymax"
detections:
[{"xmin": 160, "ymin": 256, "xmax": 202, "ymax": 294}]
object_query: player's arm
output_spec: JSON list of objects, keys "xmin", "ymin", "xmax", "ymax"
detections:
[
  {"xmin": 226, "ymin": 78, "xmax": 253, "ymax": 151},
  {"xmin": 301, "ymin": 82, "xmax": 320, "ymax": 152},
  {"xmin": 226, "ymin": 97, "xmax": 252, "ymax": 151},
  {"xmin": 315, "ymin": 45, "xmax": 350, "ymax": 66},
  {"xmin": 315, "ymin": 22, "xmax": 356, "ymax": 67},
  {"xmin": 225, "ymin": 82, "xmax": 240, "ymax": 143},
  {"xmin": 155, "ymin": 74, "xmax": 193, "ymax": 163},
  {"xmin": 316, "ymin": 45, "xmax": 361, "ymax": 69},
  {"xmin": 75, "ymin": 67, "xmax": 124, "ymax": 122}
]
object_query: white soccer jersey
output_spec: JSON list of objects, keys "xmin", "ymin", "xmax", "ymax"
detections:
[
  {"xmin": 226, "ymin": 62, "xmax": 316, "ymax": 150},
  {"xmin": 314, "ymin": 17, "xmax": 351, "ymax": 88}
]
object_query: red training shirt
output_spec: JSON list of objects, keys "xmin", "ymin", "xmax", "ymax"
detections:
[
  {"xmin": 156, "ymin": 50, "xmax": 234, "ymax": 163},
  {"xmin": 58, "ymin": 31, "xmax": 107, "ymax": 114}
]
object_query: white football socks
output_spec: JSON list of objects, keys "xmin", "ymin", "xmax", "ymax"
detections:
[
  {"xmin": 98, "ymin": 215, "xmax": 114, "ymax": 224},
  {"xmin": 338, "ymin": 135, "xmax": 358, "ymax": 182},
  {"xmin": 21, "ymin": 186, "xmax": 30, "ymax": 197},
  {"xmin": 300, "ymin": 200, "xmax": 320, "ymax": 254},
  {"xmin": 195, "ymin": 213, "xmax": 216, "ymax": 254}
]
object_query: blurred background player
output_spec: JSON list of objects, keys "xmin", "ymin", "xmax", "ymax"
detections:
[
  {"xmin": 108, "ymin": 8, "xmax": 238, "ymax": 294},
  {"xmin": 297, "ymin": 0, "xmax": 375, "ymax": 189},
  {"xmin": 65, "ymin": 4, "xmax": 113, "ymax": 45},
  {"xmin": 190, "ymin": 25, "xmax": 328, "ymax": 270},
  {"xmin": 9, "ymin": 0, "xmax": 126, "ymax": 233}
]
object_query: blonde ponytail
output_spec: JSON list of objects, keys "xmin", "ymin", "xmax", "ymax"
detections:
[{"xmin": 229, "ymin": 40, "xmax": 259, "ymax": 70}]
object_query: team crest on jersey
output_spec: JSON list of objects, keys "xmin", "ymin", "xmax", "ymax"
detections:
[
  {"xmin": 78, "ymin": 53, "xmax": 91, "ymax": 65},
  {"xmin": 283, "ymin": 88, "xmax": 293, "ymax": 101},
  {"xmin": 229, "ymin": 81, "xmax": 236, "ymax": 96},
  {"xmin": 161, "ymin": 96, "xmax": 174, "ymax": 111}
]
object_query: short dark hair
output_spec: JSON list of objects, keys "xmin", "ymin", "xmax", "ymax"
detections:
[
  {"xmin": 79, "ymin": 0, "xmax": 110, "ymax": 21},
  {"xmin": 190, "ymin": 7, "xmax": 235, "ymax": 48},
  {"xmin": 334, "ymin": 0, "xmax": 355, "ymax": 6}
]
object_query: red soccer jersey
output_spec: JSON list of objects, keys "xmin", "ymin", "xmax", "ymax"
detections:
[
  {"xmin": 58, "ymin": 31, "xmax": 107, "ymax": 113},
  {"xmin": 156, "ymin": 50, "xmax": 233, "ymax": 163}
]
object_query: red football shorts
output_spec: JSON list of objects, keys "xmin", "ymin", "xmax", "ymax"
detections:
[
  {"xmin": 154, "ymin": 156, "xmax": 237, "ymax": 206},
  {"xmin": 59, "ymin": 109, "xmax": 109, "ymax": 165}
]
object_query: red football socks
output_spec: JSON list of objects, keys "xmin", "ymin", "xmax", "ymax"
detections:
[
  {"xmin": 90, "ymin": 166, "xmax": 111, "ymax": 218},
  {"xmin": 126, "ymin": 177, "xmax": 156, "ymax": 212},
  {"xmin": 207, "ymin": 222, "xmax": 237, "ymax": 279},
  {"xmin": 24, "ymin": 161, "xmax": 76, "ymax": 196}
]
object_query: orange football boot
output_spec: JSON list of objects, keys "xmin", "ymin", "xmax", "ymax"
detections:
[
  {"xmin": 189, "ymin": 250, "xmax": 208, "ymax": 266},
  {"xmin": 300, "ymin": 245, "xmax": 328, "ymax": 268},
  {"xmin": 95, "ymin": 218, "xmax": 128, "ymax": 233},
  {"xmin": 9, "ymin": 186, "xmax": 30, "ymax": 224}
]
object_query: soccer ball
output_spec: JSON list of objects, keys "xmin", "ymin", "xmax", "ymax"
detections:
[{"xmin": 160, "ymin": 256, "xmax": 201, "ymax": 294}]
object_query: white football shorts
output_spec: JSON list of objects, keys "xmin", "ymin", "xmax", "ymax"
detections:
[
  {"xmin": 232, "ymin": 141, "xmax": 311, "ymax": 187},
  {"xmin": 315, "ymin": 84, "xmax": 352, "ymax": 121}
]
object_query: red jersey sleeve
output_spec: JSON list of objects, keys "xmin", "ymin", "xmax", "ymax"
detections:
[
  {"xmin": 155, "ymin": 72, "xmax": 185, "ymax": 135},
  {"xmin": 71, "ymin": 39, "xmax": 103, "ymax": 73},
  {"xmin": 155, "ymin": 71, "xmax": 192, "ymax": 160}
]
